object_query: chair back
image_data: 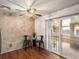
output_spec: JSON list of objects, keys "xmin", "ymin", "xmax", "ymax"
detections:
[
  {"xmin": 40, "ymin": 35, "xmax": 43, "ymax": 42},
  {"xmin": 24, "ymin": 35, "xmax": 28, "ymax": 40},
  {"xmin": 24, "ymin": 35, "xmax": 31, "ymax": 40},
  {"xmin": 36, "ymin": 35, "xmax": 43, "ymax": 41}
]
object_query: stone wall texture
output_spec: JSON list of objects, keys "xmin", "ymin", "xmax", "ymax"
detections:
[{"xmin": 0, "ymin": 10, "xmax": 34, "ymax": 53}]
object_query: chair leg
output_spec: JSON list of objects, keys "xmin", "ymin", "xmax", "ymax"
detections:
[
  {"xmin": 43, "ymin": 42, "xmax": 44, "ymax": 48},
  {"xmin": 39, "ymin": 42, "xmax": 41, "ymax": 51},
  {"xmin": 30, "ymin": 41, "xmax": 33, "ymax": 48},
  {"xmin": 28, "ymin": 41, "xmax": 33, "ymax": 48}
]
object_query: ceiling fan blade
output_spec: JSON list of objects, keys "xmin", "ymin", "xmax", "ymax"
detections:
[
  {"xmin": 37, "ymin": 9, "xmax": 52, "ymax": 15},
  {"xmin": 14, "ymin": 9, "xmax": 26, "ymax": 12},
  {"xmin": 25, "ymin": 0, "xmax": 31, "ymax": 8},
  {"xmin": 0, "ymin": 5, "xmax": 10, "ymax": 10},
  {"xmin": 25, "ymin": 0, "xmax": 37, "ymax": 9},
  {"xmin": 6, "ymin": 0, "xmax": 25, "ymax": 9},
  {"xmin": 8, "ymin": 10, "xmax": 25, "ymax": 16},
  {"xmin": 30, "ymin": 0, "xmax": 37, "ymax": 8},
  {"xmin": 35, "ymin": 13, "xmax": 42, "ymax": 16}
]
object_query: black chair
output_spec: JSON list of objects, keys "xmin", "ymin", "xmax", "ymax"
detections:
[
  {"xmin": 23, "ymin": 35, "xmax": 32, "ymax": 49},
  {"xmin": 36, "ymin": 35, "xmax": 44, "ymax": 49}
]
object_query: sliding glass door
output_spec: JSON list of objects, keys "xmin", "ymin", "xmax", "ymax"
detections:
[
  {"xmin": 46, "ymin": 15, "xmax": 79, "ymax": 59},
  {"xmin": 61, "ymin": 16, "xmax": 79, "ymax": 59},
  {"xmin": 46, "ymin": 19, "xmax": 62, "ymax": 53}
]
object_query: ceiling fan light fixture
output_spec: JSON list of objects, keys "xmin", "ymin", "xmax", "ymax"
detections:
[
  {"xmin": 25, "ymin": 8, "xmax": 42, "ymax": 17},
  {"xmin": 25, "ymin": 11, "xmax": 35, "ymax": 17}
]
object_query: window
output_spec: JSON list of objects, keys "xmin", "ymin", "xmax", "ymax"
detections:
[
  {"xmin": 74, "ymin": 25, "xmax": 79, "ymax": 36},
  {"xmin": 62, "ymin": 18, "xmax": 71, "ymax": 36}
]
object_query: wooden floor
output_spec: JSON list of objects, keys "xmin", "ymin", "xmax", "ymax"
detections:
[{"xmin": 0, "ymin": 48, "xmax": 66, "ymax": 59}]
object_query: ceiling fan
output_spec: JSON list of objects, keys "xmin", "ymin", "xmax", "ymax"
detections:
[{"xmin": 0, "ymin": 0, "xmax": 42, "ymax": 17}]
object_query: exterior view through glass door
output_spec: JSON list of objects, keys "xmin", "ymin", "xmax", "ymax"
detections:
[
  {"xmin": 46, "ymin": 19, "xmax": 62, "ymax": 53},
  {"xmin": 46, "ymin": 15, "xmax": 79, "ymax": 59}
]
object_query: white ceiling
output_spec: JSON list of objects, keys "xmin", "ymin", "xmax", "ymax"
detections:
[{"xmin": 0, "ymin": 0, "xmax": 79, "ymax": 15}]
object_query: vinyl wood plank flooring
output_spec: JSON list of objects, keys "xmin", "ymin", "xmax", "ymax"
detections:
[{"xmin": 0, "ymin": 48, "xmax": 66, "ymax": 59}]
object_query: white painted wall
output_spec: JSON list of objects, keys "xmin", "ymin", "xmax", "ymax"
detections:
[
  {"xmin": 35, "ymin": 17, "xmax": 47, "ymax": 48},
  {"xmin": 35, "ymin": 17, "xmax": 45, "ymax": 35}
]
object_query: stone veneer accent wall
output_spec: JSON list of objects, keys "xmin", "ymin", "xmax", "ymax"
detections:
[{"xmin": 0, "ymin": 13, "xmax": 35, "ymax": 53}]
